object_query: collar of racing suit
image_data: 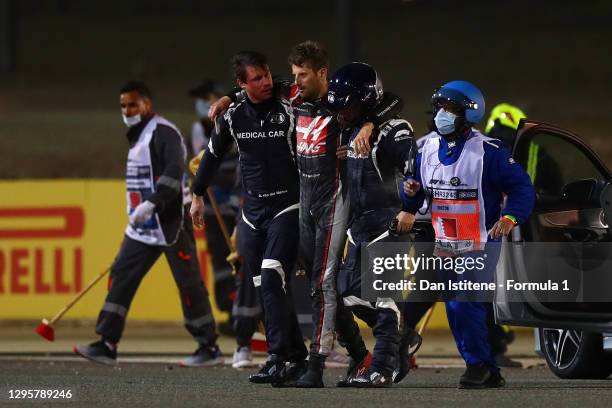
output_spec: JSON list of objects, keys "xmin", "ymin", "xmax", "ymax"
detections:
[
  {"xmin": 245, "ymin": 96, "xmax": 277, "ymax": 116},
  {"xmin": 300, "ymin": 96, "xmax": 332, "ymax": 116},
  {"xmin": 437, "ymin": 129, "xmax": 474, "ymax": 165}
]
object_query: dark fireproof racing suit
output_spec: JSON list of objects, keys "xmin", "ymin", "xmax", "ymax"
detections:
[{"xmin": 193, "ymin": 96, "xmax": 307, "ymax": 363}]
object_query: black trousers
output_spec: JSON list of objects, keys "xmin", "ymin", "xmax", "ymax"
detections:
[
  {"xmin": 233, "ymin": 217, "xmax": 262, "ymax": 347},
  {"xmin": 96, "ymin": 210, "xmax": 216, "ymax": 346},
  {"xmin": 337, "ymin": 210, "xmax": 401, "ymax": 375},
  {"xmin": 238, "ymin": 208, "xmax": 307, "ymax": 362},
  {"xmin": 204, "ymin": 213, "xmax": 236, "ymax": 313}
]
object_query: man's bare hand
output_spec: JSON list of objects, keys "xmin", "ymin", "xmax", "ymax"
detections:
[
  {"xmin": 190, "ymin": 195, "xmax": 206, "ymax": 229},
  {"xmin": 403, "ymin": 178, "xmax": 421, "ymax": 197},
  {"xmin": 208, "ymin": 96, "xmax": 232, "ymax": 121},
  {"xmin": 353, "ymin": 122, "xmax": 375, "ymax": 156},
  {"xmin": 395, "ymin": 211, "xmax": 416, "ymax": 234},
  {"xmin": 336, "ymin": 144, "xmax": 348, "ymax": 160},
  {"xmin": 489, "ymin": 217, "xmax": 515, "ymax": 239}
]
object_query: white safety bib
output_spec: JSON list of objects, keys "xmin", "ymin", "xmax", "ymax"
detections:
[
  {"xmin": 420, "ymin": 133, "xmax": 488, "ymax": 253},
  {"xmin": 125, "ymin": 116, "xmax": 188, "ymax": 246}
]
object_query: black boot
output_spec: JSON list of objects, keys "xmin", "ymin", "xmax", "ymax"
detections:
[
  {"xmin": 296, "ymin": 353, "xmax": 325, "ymax": 388},
  {"xmin": 459, "ymin": 363, "xmax": 490, "ymax": 388},
  {"xmin": 393, "ymin": 328, "xmax": 422, "ymax": 383},
  {"xmin": 484, "ymin": 370, "xmax": 506, "ymax": 388},
  {"xmin": 459, "ymin": 363, "xmax": 505, "ymax": 389},
  {"xmin": 271, "ymin": 359, "xmax": 308, "ymax": 388},
  {"xmin": 249, "ymin": 354, "xmax": 285, "ymax": 384}
]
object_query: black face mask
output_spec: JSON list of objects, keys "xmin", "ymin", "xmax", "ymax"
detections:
[{"xmin": 336, "ymin": 101, "xmax": 365, "ymax": 128}]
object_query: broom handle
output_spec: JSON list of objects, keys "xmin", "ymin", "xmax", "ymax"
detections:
[
  {"xmin": 206, "ymin": 187, "xmax": 235, "ymax": 252},
  {"xmin": 48, "ymin": 267, "xmax": 111, "ymax": 325},
  {"xmin": 417, "ymin": 303, "xmax": 436, "ymax": 336}
]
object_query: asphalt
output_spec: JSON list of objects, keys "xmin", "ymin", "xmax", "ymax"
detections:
[
  {"xmin": 2, "ymin": 361, "xmax": 612, "ymax": 407},
  {"xmin": 1, "ymin": 324, "xmax": 611, "ymax": 407}
]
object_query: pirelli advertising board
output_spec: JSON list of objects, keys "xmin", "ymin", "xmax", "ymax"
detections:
[{"xmin": 0, "ymin": 180, "xmax": 227, "ymax": 322}]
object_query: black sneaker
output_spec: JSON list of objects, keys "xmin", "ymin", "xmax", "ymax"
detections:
[
  {"xmin": 484, "ymin": 371, "xmax": 506, "ymax": 388},
  {"xmin": 459, "ymin": 363, "xmax": 490, "ymax": 388},
  {"xmin": 272, "ymin": 359, "xmax": 308, "ymax": 388},
  {"xmin": 179, "ymin": 345, "xmax": 224, "ymax": 367},
  {"xmin": 459, "ymin": 363, "xmax": 505, "ymax": 389},
  {"xmin": 349, "ymin": 369, "xmax": 393, "ymax": 388},
  {"xmin": 296, "ymin": 354, "xmax": 325, "ymax": 388},
  {"xmin": 249, "ymin": 355, "xmax": 285, "ymax": 384},
  {"xmin": 73, "ymin": 340, "xmax": 117, "ymax": 365},
  {"xmin": 393, "ymin": 329, "xmax": 423, "ymax": 383},
  {"xmin": 337, "ymin": 351, "xmax": 372, "ymax": 387}
]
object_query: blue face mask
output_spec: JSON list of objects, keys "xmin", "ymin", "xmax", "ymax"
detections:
[
  {"xmin": 434, "ymin": 109, "xmax": 457, "ymax": 135},
  {"xmin": 195, "ymin": 99, "xmax": 211, "ymax": 119}
]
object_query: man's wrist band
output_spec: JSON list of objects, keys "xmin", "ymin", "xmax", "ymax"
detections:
[{"xmin": 502, "ymin": 215, "xmax": 518, "ymax": 225}]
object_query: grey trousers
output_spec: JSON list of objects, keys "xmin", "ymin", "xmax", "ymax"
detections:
[{"xmin": 95, "ymin": 211, "xmax": 216, "ymax": 346}]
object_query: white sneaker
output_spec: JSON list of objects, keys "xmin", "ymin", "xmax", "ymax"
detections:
[{"xmin": 232, "ymin": 346, "xmax": 254, "ymax": 369}]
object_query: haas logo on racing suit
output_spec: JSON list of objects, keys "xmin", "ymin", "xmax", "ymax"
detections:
[{"xmin": 296, "ymin": 115, "xmax": 332, "ymax": 156}]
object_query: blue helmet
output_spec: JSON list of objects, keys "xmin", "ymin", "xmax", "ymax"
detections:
[
  {"xmin": 327, "ymin": 62, "xmax": 383, "ymax": 112},
  {"xmin": 431, "ymin": 80, "xmax": 485, "ymax": 124}
]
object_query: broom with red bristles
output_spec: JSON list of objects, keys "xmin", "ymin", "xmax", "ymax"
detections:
[{"xmin": 35, "ymin": 266, "xmax": 111, "ymax": 341}]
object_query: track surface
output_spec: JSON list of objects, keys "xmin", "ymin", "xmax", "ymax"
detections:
[{"xmin": 1, "ymin": 360, "xmax": 612, "ymax": 407}]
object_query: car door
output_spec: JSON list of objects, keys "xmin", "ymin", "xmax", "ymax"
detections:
[{"xmin": 494, "ymin": 119, "xmax": 612, "ymax": 331}]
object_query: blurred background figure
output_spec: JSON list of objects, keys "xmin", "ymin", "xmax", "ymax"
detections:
[
  {"xmin": 189, "ymin": 149, "xmax": 261, "ymax": 369},
  {"xmin": 485, "ymin": 103, "xmax": 527, "ymax": 150},
  {"xmin": 188, "ymin": 80, "xmax": 241, "ymax": 323},
  {"xmin": 188, "ymin": 79, "xmax": 224, "ymax": 156},
  {"xmin": 188, "ymin": 80, "xmax": 261, "ymax": 369}
]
